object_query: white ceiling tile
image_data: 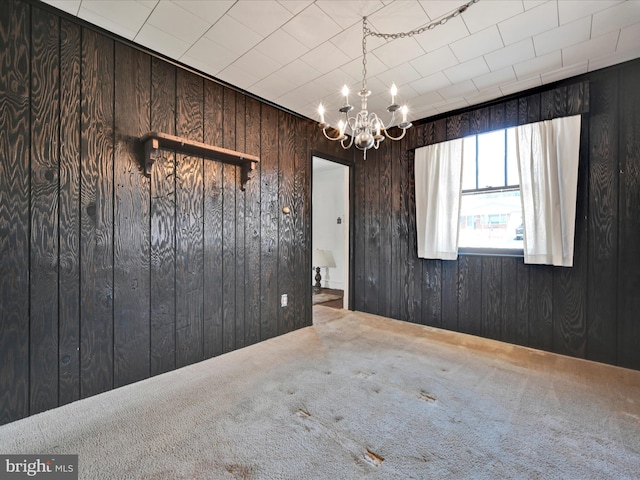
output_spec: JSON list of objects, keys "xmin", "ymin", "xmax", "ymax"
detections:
[
  {"xmin": 435, "ymin": 98, "xmax": 469, "ymax": 113},
  {"xmin": 180, "ymin": 36, "xmax": 236, "ymax": 75},
  {"xmin": 282, "ymin": 3, "xmax": 342, "ymax": 49},
  {"xmin": 340, "ymin": 54, "xmax": 387, "ymax": 81},
  {"xmin": 562, "ymin": 30, "xmax": 619, "ymax": 66},
  {"xmin": 254, "ymin": 30, "xmax": 309, "ymax": 66},
  {"xmin": 78, "ymin": 0, "xmax": 152, "ymax": 40},
  {"xmin": 135, "ymin": 23, "xmax": 191, "ymax": 59},
  {"xmin": 230, "ymin": 50, "xmax": 282, "ymax": 79},
  {"xmin": 558, "ymin": 0, "xmax": 623, "ymax": 25},
  {"xmin": 541, "ymin": 61, "xmax": 588, "ymax": 84},
  {"xmin": 251, "ymin": 73, "xmax": 298, "ymax": 100},
  {"xmin": 44, "ymin": 0, "xmax": 640, "ymax": 123},
  {"xmin": 588, "ymin": 47, "xmax": 640, "ymax": 71},
  {"xmin": 300, "ymin": 103, "xmax": 324, "ymax": 123},
  {"xmin": 145, "ymin": 1, "xmax": 210, "ymax": 44},
  {"xmin": 277, "ymin": 0, "xmax": 315, "ymax": 16},
  {"xmin": 370, "ymin": 85, "xmax": 402, "ymax": 107},
  {"xmin": 315, "ymin": 70, "xmax": 360, "ymax": 97},
  {"xmin": 592, "ymin": 0, "xmax": 640, "ymax": 37},
  {"xmin": 41, "ymin": 0, "xmax": 81, "ymax": 16},
  {"xmin": 465, "ymin": 87, "xmax": 504, "ymax": 107},
  {"xmin": 76, "ymin": 12, "xmax": 134, "ymax": 40},
  {"xmin": 498, "ymin": 1, "xmax": 558, "ymax": 45},
  {"xmin": 275, "ymin": 84, "xmax": 314, "ymax": 106},
  {"xmin": 315, "ymin": 0, "xmax": 385, "ymax": 29},
  {"xmin": 533, "ymin": 16, "xmax": 592, "ymax": 56},
  {"xmin": 330, "ymin": 22, "xmax": 372, "ymax": 59},
  {"xmin": 372, "ymin": 36, "xmax": 426, "ymax": 69},
  {"xmin": 410, "ymin": 90, "xmax": 444, "ymax": 109},
  {"xmin": 419, "ymin": 0, "xmax": 467, "ymax": 21},
  {"xmin": 514, "ymin": 50, "xmax": 562, "ymax": 79},
  {"xmin": 367, "ymin": 0, "xmax": 430, "ymax": 32},
  {"xmin": 523, "ymin": 1, "xmax": 547, "ymax": 10},
  {"xmin": 362, "ymin": 77, "xmax": 391, "ymax": 98},
  {"xmin": 484, "ymin": 38, "xmax": 535, "ymax": 72},
  {"xmin": 461, "ymin": 0, "xmax": 524, "ymax": 34},
  {"xmin": 175, "ymin": 56, "xmax": 217, "ymax": 79},
  {"xmin": 449, "ymin": 26, "xmax": 504, "ymax": 63},
  {"xmin": 176, "ymin": 0, "xmax": 234, "ymax": 25},
  {"xmin": 204, "ymin": 15, "xmax": 263, "ymax": 56},
  {"xmin": 443, "ymin": 56, "xmax": 490, "ymax": 84},
  {"xmin": 218, "ymin": 64, "xmax": 263, "ymax": 91},
  {"xmin": 472, "ymin": 67, "xmax": 517, "ymax": 90},
  {"xmin": 410, "ymin": 46, "xmax": 459, "ymax": 77},
  {"xmin": 438, "ymin": 79, "xmax": 478, "ymax": 100},
  {"xmin": 301, "ymin": 42, "xmax": 352, "ymax": 73},
  {"xmin": 137, "ymin": 1, "xmax": 159, "ymax": 9},
  {"xmin": 409, "ymin": 71, "xmax": 452, "ymax": 95},
  {"xmin": 375, "ymin": 63, "xmax": 422, "ymax": 87},
  {"xmin": 228, "ymin": 1, "xmax": 293, "ymax": 38},
  {"xmin": 277, "ymin": 59, "xmax": 322, "ymax": 85},
  {"xmin": 617, "ymin": 21, "xmax": 640, "ymax": 52},
  {"xmin": 413, "ymin": 15, "xmax": 470, "ymax": 53},
  {"xmin": 500, "ymin": 75, "xmax": 542, "ymax": 96},
  {"xmin": 308, "ymin": 77, "xmax": 344, "ymax": 100},
  {"xmin": 411, "ymin": 106, "xmax": 439, "ymax": 120}
]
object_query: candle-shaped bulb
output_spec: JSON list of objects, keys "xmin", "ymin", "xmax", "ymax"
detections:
[
  {"xmin": 390, "ymin": 83, "xmax": 397, "ymax": 104},
  {"xmin": 375, "ymin": 120, "xmax": 381, "ymax": 136},
  {"xmin": 318, "ymin": 103, "xmax": 325, "ymax": 124},
  {"xmin": 401, "ymin": 105, "xmax": 408, "ymax": 123},
  {"xmin": 341, "ymin": 84, "xmax": 349, "ymax": 105},
  {"xmin": 338, "ymin": 119, "xmax": 345, "ymax": 136}
]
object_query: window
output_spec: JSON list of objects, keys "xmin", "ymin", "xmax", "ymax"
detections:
[
  {"xmin": 458, "ymin": 128, "xmax": 523, "ymax": 253},
  {"xmin": 415, "ymin": 114, "xmax": 580, "ymax": 265}
]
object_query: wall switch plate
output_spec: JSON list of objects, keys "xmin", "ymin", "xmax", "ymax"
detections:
[{"xmin": 281, "ymin": 294, "xmax": 288, "ymax": 307}]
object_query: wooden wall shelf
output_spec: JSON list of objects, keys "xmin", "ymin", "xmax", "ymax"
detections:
[{"xmin": 140, "ymin": 132, "xmax": 260, "ymax": 189}]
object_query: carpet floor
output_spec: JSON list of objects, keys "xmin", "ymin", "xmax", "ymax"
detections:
[{"xmin": 1, "ymin": 307, "xmax": 639, "ymax": 479}]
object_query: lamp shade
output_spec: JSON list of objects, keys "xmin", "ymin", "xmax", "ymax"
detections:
[{"xmin": 313, "ymin": 249, "xmax": 336, "ymax": 268}]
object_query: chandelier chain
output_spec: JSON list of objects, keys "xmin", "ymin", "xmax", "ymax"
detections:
[
  {"xmin": 360, "ymin": 0, "xmax": 478, "ymax": 92},
  {"xmin": 363, "ymin": 0, "xmax": 479, "ymax": 41},
  {"xmin": 362, "ymin": 19, "xmax": 368, "ymax": 91}
]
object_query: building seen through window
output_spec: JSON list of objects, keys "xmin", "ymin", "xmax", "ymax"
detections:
[{"xmin": 458, "ymin": 128, "xmax": 524, "ymax": 251}]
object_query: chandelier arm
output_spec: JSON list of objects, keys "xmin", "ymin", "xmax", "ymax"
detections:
[
  {"xmin": 341, "ymin": 134, "xmax": 354, "ymax": 149},
  {"xmin": 346, "ymin": 115, "xmax": 359, "ymax": 131},
  {"xmin": 382, "ymin": 128, "xmax": 407, "ymax": 141},
  {"xmin": 322, "ymin": 127, "xmax": 346, "ymax": 142}
]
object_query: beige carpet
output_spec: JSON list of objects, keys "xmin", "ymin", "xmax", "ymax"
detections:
[{"xmin": 1, "ymin": 307, "xmax": 639, "ymax": 479}]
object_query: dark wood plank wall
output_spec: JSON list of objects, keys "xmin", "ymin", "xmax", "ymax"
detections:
[
  {"xmin": 0, "ymin": 0, "xmax": 351, "ymax": 425},
  {"xmin": 354, "ymin": 59, "xmax": 640, "ymax": 372},
  {"xmin": 2, "ymin": 0, "xmax": 639, "ymax": 426}
]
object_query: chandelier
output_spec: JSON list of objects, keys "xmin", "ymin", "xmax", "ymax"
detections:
[{"xmin": 318, "ymin": 0, "xmax": 479, "ymax": 158}]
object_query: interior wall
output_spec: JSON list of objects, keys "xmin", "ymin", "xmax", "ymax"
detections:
[
  {"xmin": 0, "ymin": 0, "xmax": 351, "ymax": 425},
  {"xmin": 353, "ymin": 58, "xmax": 640, "ymax": 372}
]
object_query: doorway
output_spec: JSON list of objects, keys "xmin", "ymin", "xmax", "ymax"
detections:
[{"xmin": 312, "ymin": 156, "xmax": 351, "ymax": 311}]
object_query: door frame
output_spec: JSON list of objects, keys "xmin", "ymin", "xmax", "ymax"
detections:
[{"xmin": 310, "ymin": 150, "xmax": 355, "ymax": 314}]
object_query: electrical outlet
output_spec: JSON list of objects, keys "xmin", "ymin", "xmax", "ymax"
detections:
[{"xmin": 281, "ymin": 294, "xmax": 288, "ymax": 307}]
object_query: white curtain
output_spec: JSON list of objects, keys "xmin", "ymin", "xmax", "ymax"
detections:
[
  {"xmin": 516, "ymin": 114, "xmax": 582, "ymax": 267},
  {"xmin": 414, "ymin": 139, "xmax": 464, "ymax": 260}
]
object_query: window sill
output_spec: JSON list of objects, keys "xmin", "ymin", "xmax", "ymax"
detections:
[{"xmin": 458, "ymin": 247, "xmax": 524, "ymax": 258}]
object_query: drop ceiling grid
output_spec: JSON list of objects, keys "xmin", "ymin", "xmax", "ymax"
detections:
[{"xmin": 40, "ymin": 0, "xmax": 640, "ymax": 123}]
